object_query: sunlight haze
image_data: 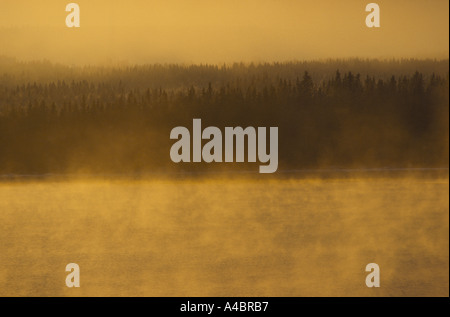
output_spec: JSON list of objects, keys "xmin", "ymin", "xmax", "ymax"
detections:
[{"xmin": 0, "ymin": 0, "xmax": 448, "ymax": 65}]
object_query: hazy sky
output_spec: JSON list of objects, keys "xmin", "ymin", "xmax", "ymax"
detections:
[{"xmin": 0, "ymin": 0, "xmax": 448, "ymax": 65}]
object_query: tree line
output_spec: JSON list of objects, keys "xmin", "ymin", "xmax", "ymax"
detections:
[{"xmin": 0, "ymin": 59, "xmax": 448, "ymax": 175}]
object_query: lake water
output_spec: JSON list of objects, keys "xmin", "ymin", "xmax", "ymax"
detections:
[{"xmin": 0, "ymin": 175, "xmax": 448, "ymax": 296}]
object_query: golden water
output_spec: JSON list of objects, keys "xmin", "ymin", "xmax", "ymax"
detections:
[{"xmin": 0, "ymin": 176, "xmax": 448, "ymax": 296}]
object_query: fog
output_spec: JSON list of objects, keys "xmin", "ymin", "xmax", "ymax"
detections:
[
  {"xmin": 0, "ymin": 174, "xmax": 448, "ymax": 296},
  {"xmin": 0, "ymin": 0, "xmax": 448, "ymax": 65},
  {"xmin": 0, "ymin": 0, "xmax": 449, "ymax": 297}
]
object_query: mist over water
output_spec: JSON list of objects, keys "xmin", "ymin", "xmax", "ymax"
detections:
[
  {"xmin": 0, "ymin": 0, "xmax": 448, "ymax": 299},
  {"xmin": 0, "ymin": 173, "xmax": 448, "ymax": 296}
]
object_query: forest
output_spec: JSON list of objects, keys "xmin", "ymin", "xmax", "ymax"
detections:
[{"xmin": 0, "ymin": 57, "xmax": 448, "ymax": 176}]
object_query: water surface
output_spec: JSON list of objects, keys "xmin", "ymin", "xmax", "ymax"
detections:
[{"xmin": 0, "ymin": 176, "xmax": 448, "ymax": 296}]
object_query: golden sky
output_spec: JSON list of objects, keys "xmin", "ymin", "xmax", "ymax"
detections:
[{"xmin": 0, "ymin": 0, "xmax": 448, "ymax": 65}]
